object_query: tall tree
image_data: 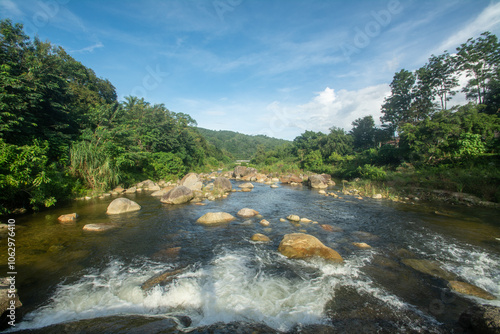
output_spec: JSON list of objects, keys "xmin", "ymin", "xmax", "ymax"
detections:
[
  {"xmin": 350, "ymin": 116, "xmax": 376, "ymax": 150},
  {"xmin": 416, "ymin": 53, "xmax": 458, "ymax": 110},
  {"xmin": 380, "ymin": 69, "xmax": 416, "ymax": 136},
  {"xmin": 455, "ymin": 32, "xmax": 500, "ymax": 104}
]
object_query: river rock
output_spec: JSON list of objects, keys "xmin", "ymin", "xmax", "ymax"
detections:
[
  {"xmin": 259, "ymin": 219, "xmax": 270, "ymax": 227},
  {"xmin": 372, "ymin": 193, "xmax": 383, "ymax": 199},
  {"xmin": 233, "ymin": 166, "xmax": 247, "ymax": 178},
  {"xmin": 321, "ymin": 224, "xmax": 343, "ymax": 232},
  {"xmin": 278, "ymin": 233, "xmax": 344, "ymax": 263},
  {"xmin": 106, "ymin": 198, "xmax": 141, "ymax": 214},
  {"xmin": 150, "ymin": 187, "xmax": 174, "ymax": 197},
  {"xmin": 448, "ymin": 281, "xmax": 496, "ymax": 300},
  {"xmin": 238, "ymin": 182, "xmax": 254, "ymax": 189},
  {"xmin": 141, "ymin": 268, "xmax": 184, "ymax": 291},
  {"xmin": 402, "ymin": 259, "xmax": 457, "ymax": 281},
  {"xmin": 459, "ymin": 304, "xmax": 500, "ymax": 334},
  {"xmin": 308, "ymin": 174, "xmax": 328, "ymax": 189},
  {"xmin": 197, "ymin": 212, "xmax": 236, "ymax": 225},
  {"xmin": 287, "ymin": 214, "xmax": 300, "ymax": 222},
  {"xmin": 300, "ymin": 217, "xmax": 312, "ymax": 223},
  {"xmin": 237, "ymin": 208, "xmax": 259, "ymax": 218},
  {"xmin": 113, "ymin": 186, "xmax": 125, "ymax": 193},
  {"xmin": 125, "ymin": 186, "xmax": 137, "ymax": 194},
  {"xmin": 352, "ymin": 231, "xmax": 379, "ymax": 240},
  {"xmin": 180, "ymin": 173, "xmax": 203, "ymax": 191},
  {"xmin": 352, "ymin": 242, "xmax": 372, "ymax": 249},
  {"xmin": 160, "ymin": 186, "xmax": 194, "ymax": 204},
  {"xmin": 83, "ymin": 224, "xmax": 116, "ymax": 232},
  {"xmin": 251, "ymin": 233, "xmax": 271, "ymax": 242},
  {"xmin": 58, "ymin": 213, "xmax": 78, "ymax": 223},
  {"xmin": 0, "ymin": 277, "xmax": 22, "ymax": 329},
  {"xmin": 241, "ymin": 188, "xmax": 252, "ymax": 192},
  {"xmin": 213, "ymin": 176, "xmax": 232, "ymax": 192}
]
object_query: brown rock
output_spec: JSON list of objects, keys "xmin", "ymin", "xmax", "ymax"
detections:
[
  {"xmin": 180, "ymin": 173, "xmax": 203, "ymax": 191},
  {"xmin": 58, "ymin": 213, "xmax": 78, "ymax": 223},
  {"xmin": 197, "ymin": 212, "xmax": 236, "ymax": 225},
  {"xmin": 83, "ymin": 224, "xmax": 116, "ymax": 232},
  {"xmin": 251, "ymin": 233, "xmax": 271, "ymax": 242},
  {"xmin": 402, "ymin": 259, "xmax": 457, "ymax": 281},
  {"xmin": 106, "ymin": 198, "xmax": 141, "ymax": 214},
  {"xmin": 278, "ymin": 233, "xmax": 343, "ymax": 263},
  {"xmin": 213, "ymin": 177, "xmax": 232, "ymax": 192},
  {"xmin": 352, "ymin": 242, "xmax": 372, "ymax": 249},
  {"xmin": 238, "ymin": 182, "xmax": 254, "ymax": 189},
  {"xmin": 448, "ymin": 281, "xmax": 496, "ymax": 300},
  {"xmin": 141, "ymin": 268, "xmax": 184, "ymax": 291},
  {"xmin": 287, "ymin": 214, "xmax": 300, "ymax": 222},
  {"xmin": 160, "ymin": 186, "xmax": 194, "ymax": 204},
  {"xmin": 259, "ymin": 219, "xmax": 270, "ymax": 227},
  {"xmin": 237, "ymin": 208, "xmax": 259, "ymax": 218},
  {"xmin": 308, "ymin": 174, "xmax": 328, "ymax": 189},
  {"xmin": 321, "ymin": 224, "xmax": 343, "ymax": 232}
]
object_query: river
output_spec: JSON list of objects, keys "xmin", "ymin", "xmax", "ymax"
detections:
[{"xmin": 1, "ymin": 180, "xmax": 499, "ymax": 333}]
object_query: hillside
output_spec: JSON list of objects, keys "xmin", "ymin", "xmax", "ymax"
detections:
[{"xmin": 196, "ymin": 128, "xmax": 291, "ymax": 160}]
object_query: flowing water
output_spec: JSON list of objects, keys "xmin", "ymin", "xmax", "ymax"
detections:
[{"xmin": 1, "ymin": 181, "xmax": 499, "ymax": 333}]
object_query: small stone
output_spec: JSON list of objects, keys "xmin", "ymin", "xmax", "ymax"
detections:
[
  {"xmin": 58, "ymin": 213, "xmax": 78, "ymax": 223},
  {"xmin": 372, "ymin": 194, "xmax": 383, "ymax": 199},
  {"xmin": 259, "ymin": 219, "xmax": 270, "ymax": 227},
  {"xmin": 321, "ymin": 224, "xmax": 343, "ymax": 232},
  {"xmin": 237, "ymin": 208, "xmax": 259, "ymax": 218},
  {"xmin": 251, "ymin": 233, "xmax": 271, "ymax": 243},
  {"xmin": 287, "ymin": 214, "xmax": 300, "ymax": 222},
  {"xmin": 300, "ymin": 217, "xmax": 312, "ymax": 223},
  {"xmin": 83, "ymin": 224, "xmax": 116, "ymax": 232},
  {"xmin": 352, "ymin": 242, "xmax": 372, "ymax": 249}
]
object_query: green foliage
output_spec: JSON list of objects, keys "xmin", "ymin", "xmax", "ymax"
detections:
[
  {"xmin": 302, "ymin": 150, "xmax": 323, "ymax": 172},
  {"xmin": 0, "ymin": 139, "xmax": 65, "ymax": 213},
  {"xmin": 197, "ymin": 128, "xmax": 289, "ymax": 160},
  {"xmin": 356, "ymin": 164, "xmax": 387, "ymax": 181},
  {"xmin": 454, "ymin": 133, "xmax": 486, "ymax": 158},
  {"xmin": 150, "ymin": 152, "xmax": 185, "ymax": 180},
  {"xmin": 70, "ymin": 140, "xmax": 119, "ymax": 191}
]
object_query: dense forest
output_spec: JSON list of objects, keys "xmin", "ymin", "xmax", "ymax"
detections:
[
  {"xmin": 1, "ymin": 19, "xmax": 499, "ymax": 214},
  {"xmin": 196, "ymin": 128, "xmax": 290, "ymax": 160}
]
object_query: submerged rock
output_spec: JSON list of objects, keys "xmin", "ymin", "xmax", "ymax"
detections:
[
  {"xmin": 82, "ymin": 224, "xmax": 116, "ymax": 232},
  {"xmin": 197, "ymin": 212, "xmax": 236, "ymax": 225},
  {"xmin": 161, "ymin": 186, "xmax": 194, "ymax": 205},
  {"xmin": 58, "ymin": 213, "xmax": 78, "ymax": 223},
  {"xmin": 352, "ymin": 242, "xmax": 372, "ymax": 249},
  {"xmin": 141, "ymin": 268, "xmax": 184, "ymax": 291},
  {"xmin": 278, "ymin": 233, "xmax": 343, "ymax": 263},
  {"xmin": 402, "ymin": 259, "xmax": 457, "ymax": 281},
  {"xmin": 106, "ymin": 198, "xmax": 141, "ymax": 214},
  {"xmin": 448, "ymin": 281, "xmax": 496, "ymax": 300},
  {"xmin": 321, "ymin": 224, "xmax": 343, "ymax": 232}
]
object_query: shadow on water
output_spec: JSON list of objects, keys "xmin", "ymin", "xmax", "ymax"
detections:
[{"xmin": 1, "ymin": 180, "xmax": 499, "ymax": 333}]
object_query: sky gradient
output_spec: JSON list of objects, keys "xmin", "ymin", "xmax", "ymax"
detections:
[{"xmin": 2, "ymin": 0, "xmax": 500, "ymax": 139}]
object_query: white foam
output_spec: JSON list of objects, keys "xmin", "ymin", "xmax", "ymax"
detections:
[{"xmin": 15, "ymin": 249, "xmax": 424, "ymax": 332}]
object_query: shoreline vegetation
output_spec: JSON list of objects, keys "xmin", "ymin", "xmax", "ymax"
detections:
[{"xmin": 1, "ymin": 19, "xmax": 499, "ymax": 215}]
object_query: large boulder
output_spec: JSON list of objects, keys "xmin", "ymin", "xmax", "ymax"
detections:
[
  {"xmin": 161, "ymin": 186, "xmax": 194, "ymax": 204},
  {"xmin": 278, "ymin": 233, "xmax": 344, "ymax": 263},
  {"xmin": 106, "ymin": 198, "xmax": 141, "ymax": 214},
  {"xmin": 233, "ymin": 166, "xmax": 247, "ymax": 178},
  {"xmin": 308, "ymin": 174, "xmax": 328, "ymax": 189},
  {"xmin": 460, "ymin": 305, "xmax": 500, "ymax": 334},
  {"xmin": 213, "ymin": 177, "xmax": 232, "ymax": 193},
  {"xmin": 197, "ymin": 212, "xmax": 236, "ymax": 225},
  {"xmin": 180, "ymin": 173, "xmax": 203, "ymax": 191}
]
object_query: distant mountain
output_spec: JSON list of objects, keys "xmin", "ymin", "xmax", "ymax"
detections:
[{"xmin": 196, "ymin": 128, "xmax": 290, "ymax": 160}]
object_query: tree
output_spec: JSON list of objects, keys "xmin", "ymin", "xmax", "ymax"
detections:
[
  {"xmin": 350, "ymin": 116, "xmax": 376, "ymax": 150},
  {"xmin": 455, "ymin": 32, "xmax": 500, "ymax": 104},
  {"xmin": 416, "ymin": 53, "xmax": 458, "ymax": 110},
  {"xmin": 380, "ymin": 69, "xmax": 416, "ymax": 136}
]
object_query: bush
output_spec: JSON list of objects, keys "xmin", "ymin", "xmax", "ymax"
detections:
[
  {"xmin": 357, "ymin": 164, "xmax": 387, "ymax": 181},
  {"xmin": 151, "ymin": 152, "xmax": 186, "ymax": 180}
]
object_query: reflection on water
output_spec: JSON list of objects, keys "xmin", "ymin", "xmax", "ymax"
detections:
[{"xmin": 1, "ymin": 181, "xmax": 499, "ymax": 332}]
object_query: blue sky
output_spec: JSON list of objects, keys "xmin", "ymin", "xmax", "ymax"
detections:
[{"xmin": 2, "ymin": 0, "xmax": 500, "ymax": 140}]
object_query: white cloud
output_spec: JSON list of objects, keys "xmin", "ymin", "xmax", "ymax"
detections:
[
  {"xmin": 0, "ymin": 0, "xmax": 23, "ymax": 18},
  {"xmin": 70, "ymin": 42, "xmax": 104, "ymax": 54},
  {"xmin": 259, "ymin": 84, "xmax": 391, "ymax": 139},
  {"xmin": 436, "ymin": 2, "xmax": 500, "ymax": 53}
]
